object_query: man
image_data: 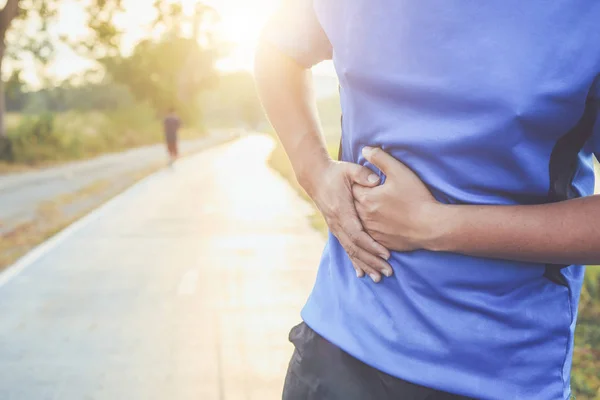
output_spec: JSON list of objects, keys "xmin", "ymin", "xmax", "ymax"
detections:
[
  {"xmin": 164, "ymin": 108, "xmax": 181, "ymax": 166},
  {"xmin": 255, "ymin": 1, "xmax": 600, "ymax": 399}
]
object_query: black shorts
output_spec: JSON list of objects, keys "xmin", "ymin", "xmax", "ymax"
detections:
[{"xmin": 283, "ymin": 322, "xmax": 474, "ymax": 400}]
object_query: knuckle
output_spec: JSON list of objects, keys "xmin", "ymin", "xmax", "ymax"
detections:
[
  {"xmin": 367, "ymin": 202, "xmax": 379, "ymax": 214},
  {"xmin": 345, "ymin": 165, "xmax": 357, "ymax": 178},
  {"xmin": 358, "ymin": 217, "xmax": 369, "ymax": 228},
  {"xmin": 330, "ymin": 224, "xmax": 343, "ymax": 237},
  {"xmin": 359, "ymin": 192, "xmax": 369, "ymax": 204},
  {"xmin": 346, "ymin": 245, "xmax": 359, "ymax": 259},
  {"xmin": 350, "ymin": 217, "xmax": 364, "ymax": 230},
  {"xmin": 347, "ymin": 231, "xmax": 358, "ymax": 244}
]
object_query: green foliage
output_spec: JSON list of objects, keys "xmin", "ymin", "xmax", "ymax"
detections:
[
  {"xmin": 102, "ymin": 35, "xmax": 215, "ymax": 124},
  {"xmin": 580, "ymin": 268, "xmax": 600, "ymax": 320},
  {"xmin": 0, "ymin": 0, "xmax": 224, "ymax": 135},
  {"xmin": 6, "ymin": 0, "xmax": 59, "ymax": 66},
  {"xmin": 96, "ymin": 3, "xmax": 224, "ymax": 126},
  {"xmin": 201, "ymin": 71, "xmax": 265, "ymax": 130},
  {"xmin": 79, "ymin": 0, "xmax": 125, "ymax": 58},
  {"xmin": 0, "ymin": 1, "xmax": 223, "ymax": 161},
  {"xmin": 572, "ymin": 268, "xmax": 600, "ymax": 399},
  {"xmin": 4, "ymin": 104, "xmax": 164, "ymax": 164},
  {"xmin": 5, "ymin": 69, "xmax": 27, "ymax": 111},
  {"xmin": 7, "ymin": 113, "xmax": 60, "ymax": 163},
  {"xmin": 572, "ymin": 342, "xmax": 600, "ymax": 399},
  {"xmin": 21, "ymin": 81, "xmax": 136, "ymax": 113}
]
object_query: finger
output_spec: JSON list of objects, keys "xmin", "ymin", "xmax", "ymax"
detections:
[
  {"xmin": 329, "ymin": 227, "xmax": 368, "ymax": 278},
  {"xmin": 347, "ymin": 163, "xmax": 381, "ymax": 187},
  {"xmin": 355, "ymin": 247, "xmax": 393, "ymax": 279},
  {"xmin": 331, "ymin": 216, "xmax": 389, "ymax": 261},
  {"xmin": 362, "ymin": 147, "xmax": 401, "ymax": 178},
  {"xmin": 337, "ymin": 230, "xmax": 391, "ymax": 282},
  {"xmin": 333, "ymin": 228, "xmax": 366, "ymax": 279},
  {"xmin": 337, "ymin": 219, "xmax": 392, "ymax": 273},
  {"xmin": 354, "ymin": 200, "xmax": 384, "ymax": 246},
  {"xmin": 341, "ymin": 214, "xmax": 390, "ymax": 260},
  {"xmin": 354, "ymin": 266, "xmax": 366, "ymax": 278},
  {"xmin": 347, "ymin": 255, "xmax": 366, "ymax": 278},
  {"xmin": 354, "ymin": 199, "xmax": 367, "ymax": 220},
  {"xmin": 352, "ymin": 257, "xmax": 383, "ymax": 283}
]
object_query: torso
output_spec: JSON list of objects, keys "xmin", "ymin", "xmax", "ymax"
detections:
[{"xmin": 302, "ymin": 1, "xmax": 600, "ymax": 399}]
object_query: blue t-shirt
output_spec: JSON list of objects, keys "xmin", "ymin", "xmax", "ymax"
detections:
[{"xmin": 263, "ymin": 1, "xmax": 600, "ymax": 399}]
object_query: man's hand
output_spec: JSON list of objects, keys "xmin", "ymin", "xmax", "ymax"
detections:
[
  {"xmin": 302, "ymin": 160, "xmax": 393, "ymax": 282},
  {"xmin": 352, "ymin": 147, "xmax": 440, "ymax": 252}
]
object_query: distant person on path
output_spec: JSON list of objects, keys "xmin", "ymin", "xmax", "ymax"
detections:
[
  {"xmin": 164, "ymin": 108, "xmax": 181, "ymax": 166},
  {"xmin": 255, "ymin": 0, "xmax": 600, "ymax": 399}
]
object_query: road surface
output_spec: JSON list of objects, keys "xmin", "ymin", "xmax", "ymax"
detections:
[
  {"xmin": 0, "ymin": 133, "xmax": 237, "ymax": 234},
  {"xmin": 0, "ymin": 135, "xmax": 324, "ymax": 400}
]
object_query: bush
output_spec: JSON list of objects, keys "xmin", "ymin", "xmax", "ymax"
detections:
[
  {"xmin": 8, "ymin": 113, "xmax": 62, "ymax": 163},
  {"xmin": 0, "ymin": 136, "xmax": 13, "ymax": 161},
  {"xmin": 3, "ymin": 103, "xmax": 165, "ymax": 165}
]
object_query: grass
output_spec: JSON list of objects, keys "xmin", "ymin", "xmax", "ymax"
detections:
[
  {"xmin": 0, "ymin": 161, "xmax": 35, "ymax": 173},
  {"xmin": 5, "ymin": 112, "xmax": 23, "ymax": 131}
]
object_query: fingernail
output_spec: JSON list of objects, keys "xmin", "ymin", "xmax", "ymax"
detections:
[
  {"xmin": 356, "ymin": 270, "xmax": 364, "ymax": 278},
  {"xmin": 362, "ymin": 146, "xmax": 374, "ymax": 157},
  {"xmin": 369, "ymin": 273, "xmax": 381, "ymax": 283},
  {"xmin": 382, "ymin": 269, "xmax": 393, "ymax": 277},
  {"xmin": 380, "ymin": 253, "xmax": 390, "ymax": 261},
  {"xmin": 367, "ymin": 174, "xmax": 379, "ymax": 184}
]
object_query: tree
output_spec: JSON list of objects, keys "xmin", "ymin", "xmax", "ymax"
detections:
[
  {"xmin": 100, "ymin": 3, "xmax": 225, "ymax": 123},
  {"xmin": 102, "ymin": 35, "xmax": 216, "ymax": 124},
  {"xmin": 0, "ymin": 0, "xmax": 225, "ymax": 137},
  {"xmin": 0, "ymin": 0, "xmax": 23, "ymax": 137},
  {"xmin": 5, "ymin": 68, "xmax": 26, "ymax": 111},
  {"xmin": 0, "ymin": 0, "xmax": 62, "ymax": 137},
  {"xmin": 0, "ymin": 0, "xmax": 124, "ymax": 137}
]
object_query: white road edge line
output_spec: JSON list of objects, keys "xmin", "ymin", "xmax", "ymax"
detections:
[
  {"xmin": 0, "ymin": 169, "xmax": 162, "ymax": 289},
  {"xmin": 177, "ymin": 269, "xmax": 200, "ymax": 296}
]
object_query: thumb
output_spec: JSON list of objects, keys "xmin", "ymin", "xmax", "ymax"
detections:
[
  {"xmin": 362, "ymin": 147, "xmax": 397, "ymax": 177},
  {"xmin": 347, "ymin": 163, "xmax": 381, "ymax": 187}
]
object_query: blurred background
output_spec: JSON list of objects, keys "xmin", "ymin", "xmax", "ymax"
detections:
[{"xmin": 0, "ymin": 1, "xmax": 597, "ymax": 399}]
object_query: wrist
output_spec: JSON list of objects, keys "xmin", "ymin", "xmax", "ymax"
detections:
[
  {"xmin": 419, "ymin": 203, "xmax": 458, "ymax": 252},
  {"xmin": 296, "ymin": 154, "xmax": 332, "ymax": 196}
]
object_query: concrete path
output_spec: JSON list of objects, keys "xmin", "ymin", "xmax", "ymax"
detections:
[
  {"xmin": 0, "ymin": 133, "xmax": 237, "ymax": 232},
  {"xmin": 0, "ymin": 135, "xmax": 324, "ymax": 400}
]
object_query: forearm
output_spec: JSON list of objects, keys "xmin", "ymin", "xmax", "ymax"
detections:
[
  {"xmin": 428, "ymin": 195, "xmax": 600, "ymax": 265},
  {"xmin": 254, "ymin": 42, "xmax": 330, "ymax": 193}
]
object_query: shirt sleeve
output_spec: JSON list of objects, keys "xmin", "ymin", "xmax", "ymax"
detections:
[{"xmin": 260, "ymin": 0, "xmax": 333, "ymax": 68}]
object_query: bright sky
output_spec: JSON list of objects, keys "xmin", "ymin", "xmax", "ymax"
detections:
[{"xmin": 31, "ymin": 0, "xmax": 334, "ymax": 86}]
